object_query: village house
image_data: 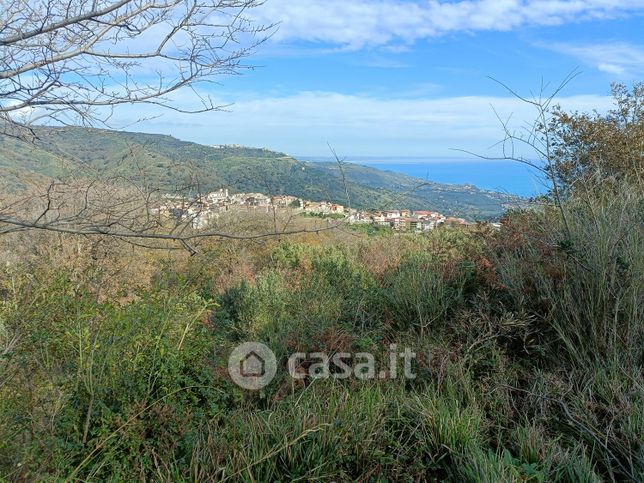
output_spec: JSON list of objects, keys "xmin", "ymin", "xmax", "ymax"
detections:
[
  {"xmin": 367, "ymin": 212, "xmax": 388, "ymax": 226},
  {"xmin": 422, "ymin": 219, "xmax": 437, "ymax": 230},
  {"xmin": 347, "ymin": 211, "xmax": 369, "ymax": 224},
  {"xmin": 329, "ymin": 203, "xmax": 344, "ymax": 214},
  {"xmin": 392, "ymin": 217, "xmax": 406, "ymax": 230},
  {"xmin": 304, "ymin": 201, "xmax": 331, "ymax": 214},
  {"xmin": 242, "ymin": 193, "xmax": 271, "ymax": 207},
  {"xmin": 229, "ymin": 193, "xmax": 247, "ymax": 204},
  {"xmin": 189, "ymin": 210, "xmax": 217, "ymax": 229},
  {"xmin": 405, "ymin": 217, "xmax": 421, "ymax": 232},
  {"xmin": 271, "ymin": 195, "xmax": 300, "ymax": 207},
  {"xmin": 205, "ymin": 188, "xmax": 229, "ymax": 205},
  {"xmin": 412, "ymin": 210, "xmax": 431, "ymax": 219},
  {"xmin": 387, "ymin": 217, "xmax": 420, "ymax": 231}
]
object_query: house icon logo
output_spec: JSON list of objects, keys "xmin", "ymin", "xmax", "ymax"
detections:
[
  {"xmin": 228, "ymin": 342, "xmax": 277, "ymax": 390},
  {"xmin": 240, "ymin": 350, "xmax": 266, "ymax": 377}
]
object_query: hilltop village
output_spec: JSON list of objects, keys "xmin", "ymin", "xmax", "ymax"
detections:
[{"xmin": 151, "ymin": 188, "xmax": 477, "ymax": 231}]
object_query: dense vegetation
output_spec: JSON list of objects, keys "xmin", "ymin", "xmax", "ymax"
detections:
[
  {"xmin": 0, "ymin": 126, "xmax": 524, "ymax": 219},
  {"xmin": 0, "ymin": 85, "xmax": 642, "ymax": 481}
]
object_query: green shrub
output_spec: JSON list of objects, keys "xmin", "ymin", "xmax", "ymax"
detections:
[
  {"xmin": 1, "ymin": 183, "xmax": 642, "ymax": 481},
  {"xmin": 0, "ymin": 268, "xmax": 220, "ymax": 480},
  {"xmin": 382, "ymin": 252, "xmax": 473, "ymax": 335},
  {"xmin": 494, "ymin": 185, "xmax": 643, "ymax": 369}
]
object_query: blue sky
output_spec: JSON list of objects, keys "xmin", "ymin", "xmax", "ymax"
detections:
[{"xmin": 120, "ymin": 0, "xmax": 644, "ymax": 158}]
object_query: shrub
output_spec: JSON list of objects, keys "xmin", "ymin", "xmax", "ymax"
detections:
[
  {"xmin": 0, "ymin": 267, "xmax": 219, "ymax": 480},
  {"xmin": 382, "ymin": 252, "xmax": 473, "ymax": 335},
  {"xmin": 494, "ymin": 185, "xmax": 643, "ymax": 369}
]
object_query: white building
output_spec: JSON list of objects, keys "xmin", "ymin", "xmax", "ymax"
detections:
[{"xmin": 205, "ymin": 189, "xmax": 229, "ymax": 204}]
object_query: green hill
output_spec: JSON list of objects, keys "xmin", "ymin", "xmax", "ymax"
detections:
[{"xmin": 0, "ymin": 126, "xmax": 526, "ymax": 219}]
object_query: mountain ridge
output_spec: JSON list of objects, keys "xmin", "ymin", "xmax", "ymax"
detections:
[{"xmin": 0, "ymin": 126, "xmax": 526, "ymax": 219}]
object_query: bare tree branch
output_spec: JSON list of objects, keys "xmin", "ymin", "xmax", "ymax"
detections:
[
  {"xmin": 453, "ymin": 70, "xmax": 584, "ymax": 237},
  {"xmin": 0, "ymin": 0, "xmax": 273, "ymax": 133}
]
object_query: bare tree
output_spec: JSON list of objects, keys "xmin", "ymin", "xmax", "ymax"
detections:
[
  {"xmin": 0, "ymin": 167, "xmax": 345, "ymax": 254},
  {"xmin": 0, "ymin": 1, "xmax": 349, "ymax": 252},
  {"xmin": 454, "ymin": 71, "xmax": 584, "ymax": 236},
  {"xmin": 0, "ymin": 0, "xmax": 270, "ymax": 135}
]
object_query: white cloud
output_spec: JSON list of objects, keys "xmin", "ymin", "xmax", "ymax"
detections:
[
  {"xmin": 546, "ymin": 42, "xmax": 644, "ymax": 78},
  {"xmin": 252, "ymin": 0, "xmax": 644, "ymax": 49},
  {"xmin": 116, "ymin": 90, "xmax": 613, "ymax": 156}
]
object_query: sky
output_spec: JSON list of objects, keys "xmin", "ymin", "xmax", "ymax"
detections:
[{"xmin": 117, "ymin": 0, "xmax": 644, "ymax": 158}]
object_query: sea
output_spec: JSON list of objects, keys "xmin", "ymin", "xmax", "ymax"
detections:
[{"xmin": 301, "ymin": 156, "xmax": 548, "ymax": 198}]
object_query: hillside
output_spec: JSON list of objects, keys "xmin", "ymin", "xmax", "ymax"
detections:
[{"xmin": 0, "ymin": 126, "xmax": 525, "ymax": 219}]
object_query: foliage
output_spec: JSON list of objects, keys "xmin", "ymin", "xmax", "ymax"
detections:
[
  {"xmin": 548, "ymin": 82, "xmax": 644, "ymax": 195},
  {"xmin": 300, "ymin": 211, "xmax": 345, "ymax": 219},
  {"xmin": 0, "ymin": 193, "xmax": 641, "ymax": 481},
  {"xmin": 1, "ymin": 88, "xmax": 643, "ymax": 478}
]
